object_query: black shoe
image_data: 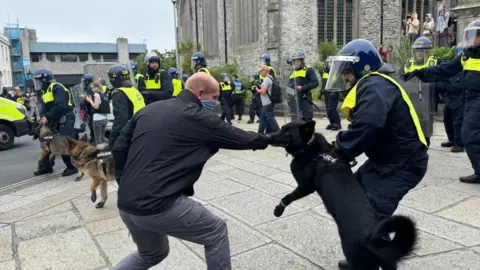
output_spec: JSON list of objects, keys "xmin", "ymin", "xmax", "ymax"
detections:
[
  {"xmin": 338, "ymin": 260, "xmax": 349, "ymax": 270},
  {"xmin": 459, "ymin": 174, "xmax": 480, "ymax": 184},
  {"xmin": 441, "ymin": 141, "xmax": 453, "ymax": 147},
  {"xmin": 256, "ymin": 120, "xmax": 260, "ymax": 123},
  {"xmin": 247, "ymin": 119, "xmax": 254, "ymax": 124},
  {"xmin": 331, "ymin": 125, "xmax": 341, "ymax": 131},
  {"xmin": 451, "ymin": 146, "xmax": 464, "ymax": 153},
  {"xmin": 238, "ymin": 117, "xmax": 242, "ymax": 121},
  {"xmin": 326, "ymin": 124, "xmax": 333, "ymax": 130},
  {"xmin": 33, "ymin": 168, "xmax": 53, "ymax": 176},
  {"xmin": 62, "ymin": 167, "xmax": 78, "ymax": 177}
]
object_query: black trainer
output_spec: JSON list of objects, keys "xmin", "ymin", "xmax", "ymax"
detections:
[
  {"xmin": 451, "ymin": 146, "xmax": 464, "ymax": 153},
  {"xmin": 459, "ymin": 174, "xmax": 480, "ymax": 184},
  {"xmin": 247, "ymin": 119, "xmax": 254, "ymax": 124},
  {"xmin": 441, "ymin": 141, "xmax": 453, "ymax": 147},
  {"xmin": 62, "ymin": 167, "xmax": 79, "ymax": 177},
  {"xmin": 331, "ymin": 125, "xmax": 341, "ymax": 131},
  {"xmin": 326, "ymin": 124, "xmax": 333, "ymax": 130}
]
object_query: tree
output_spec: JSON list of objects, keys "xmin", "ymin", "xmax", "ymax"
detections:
[
  {"xmin": 179, "ymin": 41, "xmax": 205, "ymax": 75},
  {"xmin": 134, "ymin": 49, "xmax": 177, "ymax": 75}
]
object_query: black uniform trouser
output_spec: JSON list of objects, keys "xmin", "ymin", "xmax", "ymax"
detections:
[
  {"xmin": 325, "ymin": 93, "xmax": 341, "ymax": 126},
  {"xmin": 443, "ymin": 95, "xmax": 464, "ymax": 147},
  {"xmin": 38, "ymin": 113, "xmax": 76, "ymax": 171},
  {"xmin": 298, "ymin": 92, "xmax": 313, "ymax": 121},
  {"xmin": 461, "ymin": 97, "xmax": 480, "ymax": 175},
  {"xmin": 249, "ymin": 94, "xmax": 261, "ymax": 120},
  {"xmin": 232, "ymin": 95, "xmax": 244, "ymax": 118},
  {"xmin": 220, "ymin": 96, "xmax": 232, "ymax": 123},
  {"xmin": 87, "ymin": 111, "xmax": 95, "ymax": 140}
]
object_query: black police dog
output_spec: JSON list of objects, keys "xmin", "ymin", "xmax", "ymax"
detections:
[{"xmin": 270, "ymin": 120, "xmax": 417, "ymax": 270}]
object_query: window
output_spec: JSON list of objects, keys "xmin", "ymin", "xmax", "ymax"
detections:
[
  {"xmin": 318, "ymin": 0, "xmax": 353, "ymax": 45},
  {"xmin": 92, "ymin": 53, "xmax": 102, "ymax": 61},
  {"xmin": 232, "ymin": 0, "xmax": 259, "ymax": 50},
  {"xmin": 102, "ymin": 54, "xmax": 118, "ymax": 62},
  {"xmin": 202, "ymin": 0, "xmax": 219, "ymax": 55},
  {"xmin": 401, "ymin": 0, "xmax": 431, "ymax": 36},
  {"xmin": 60, "ymin": 54, "xmax": 78, "ymax": 62},
  {"xmin": 129, "ymin": 54, "xmax": 139, "ymax": 61},
  {"xmin": 31, "ymin": 53, "xmax": 42, "ymax": 62},
  {"xmin": 46, "ymin": 53, "xmax": 56, "ymax": 62},
  {"xmin": 78, "ymin": 53, "xmax": 88, "ymax": 62}
]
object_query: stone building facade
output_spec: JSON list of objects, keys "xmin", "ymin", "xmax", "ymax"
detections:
[
  {"xmin": 452, "ymin": 0, "xmax": 480, "ymax": 44},
  {"xmin": 177, "ymin": 0, "xmax": 405, "ymax": 78}
]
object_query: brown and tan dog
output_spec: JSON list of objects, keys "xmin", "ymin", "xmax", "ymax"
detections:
[{"xmin": 67, "ymin": 134, "xmax": 115, "ymax": 208}]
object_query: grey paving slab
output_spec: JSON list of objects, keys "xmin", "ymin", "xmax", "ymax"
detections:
[
  {"xmin": 395, "ymin": 206, "xmax": 480, "ymax": 246},
  {"xmin": 0, "ymin": 194, "xmax": 23, "ymax": 205},
  {"xmin": 255, "ymin": 156, "xmax": 292, "ymax": 170},
  {"xmin": 267, "ymin": 171, "xmax": 297, "ymax": 187},
  {"xmin": 72, "ymin": 191, "xmax": 119, "ymax": 223},
  {"xmin": 14, "ymin": 210, "xmax": 81, "ymax": 241},
  {"xmin": 400, "ymin": 249, "xmax": 480, "ymax": 270},
  {"xmin": 436, "ymin": 197, "xmax": 480, "ymax": 229},
  {"xmin": 0, "ymin": 260, "xmax": 15, "ymax": 270},
  {"xmin": 256, "ymin": 212, "xmax": 344, "ymax": 269},
  {"xmin": 414, "ymin": 231, "xmax": 463, "ymax": 256},
  {"xmin": 194, "ymin": 179, "xmax": 250, "ymax": 201},
  {"xmin": 17, "ymin": 228, "xmax": 105, "ymax": 270},
  {"xmin": 472, "ymin": 245, "xmax": 480, "ymax": 254},
  {"xmin": 0, "ymin": 225, "xmax": 12, "ymax": 262},
  {"xmin": 204, "ymin": 163, "xmax": 236, "ymax": 173},
  {"xmin": 183, "ymin": 205, "xmax": 271, "ymax": 258},
  {"xmin": 87, "ymin": 216, "xmax": 126, "ymax": 236},
  {"xmin": 400, "ymin": 186, "xmax": 470, "ymax": 213},
  {"xmin": 209, "ymin": 153, "xmax": 230, "ymax": 161},
  {"xmin": 442, "ymin": 180, "xmax": 480, "ymax": 196},
  {"xmin": 210, "ymin": 189, "xmax": 304, "ymax": 226},
  {"xmin": 22, "ymin": 201, "xmax": 73, "ymax": 220},
  {"xmin": 0, "ymin": 184, "xmax": 73, "ymax": 213},
  {"xmin": 95, "ymin": 229, "xmax": 205, "ymax": 269},
  {"xmin": 276, "ymin": 191, "xmax": 324, "ymax": 210},
  {"xmin": 231, "ymin": 243, "xmax": 322, "ymax": 270},
  {"xmin": 218, "ymin": 157, "xmax": 281, "ymax": 176},
  {"xmin": 0, "ymin": 193, "xmax": 80, "ymax": 223},
  {"xmin": 197, "ymin": 171, "xmax": 227, "ymax": 183},
  {"xmin": 311, "ymin": 205, "xmax": 333, "ymax": 220},
  {"xmin": 220, "ymin": 169, "xmax": 294, "ymax": 195},
  {"xmin": 10, "ymin": 177, "xmax": 70, "ymax": 196}
]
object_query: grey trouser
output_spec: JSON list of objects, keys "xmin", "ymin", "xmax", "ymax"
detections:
[
  {"xmin": 113, "ymin": 195, "xmax": 231, "ymax": 270},
  {"xmin": 93, "ymin": 118, "xmax": 108, "ymax": 145}
]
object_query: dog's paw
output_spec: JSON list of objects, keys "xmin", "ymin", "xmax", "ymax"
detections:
[
  {"xmin": 95, "ymin": 201, "xmax": 105, "ymax": 209},
  {"xmin": 91, "ymin": 191, "xmax": 97, "ymax": 203},
  {"xmin": 74, "ymin": 173, "xmax": 84, "ymax": 181},
  {"xmin": 274, "ymin": 205, "xmax": 285, "ymax": 217}
]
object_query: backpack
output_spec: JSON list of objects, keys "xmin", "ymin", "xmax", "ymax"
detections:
[{"xmin": 267, "ymin": 75, "xmax": 283, "ymax": 104}]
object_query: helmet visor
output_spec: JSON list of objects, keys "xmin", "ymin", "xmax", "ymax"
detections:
[
  {"xmin": 33, "ymin": 79, "xmax": 44, "ymax": 91},
  {"xmin": 324, "ymin": 56, "xmax": 358, "ymax": 92},
  {"xmin": 412, "ymin": 48, "xmax": 431, "ymax": 64},
  {"xmin": 463, "ymin": 27, "xmax": 480, "ymax": 49}
]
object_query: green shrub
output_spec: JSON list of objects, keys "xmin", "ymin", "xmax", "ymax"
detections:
[
  {"xmin": 178, "ymin": 41, "xmax": 204, "ymax": 75},
  {"xmin": 432, "ymin": 46, "xmax": 455, "ymax": 61}
]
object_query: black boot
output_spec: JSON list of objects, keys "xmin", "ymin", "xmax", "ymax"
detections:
[
  {"xmin": 338, "ymin": 260, "xmax": 349, "ymax": 270},
  {"xmin": 326, "ymin": 124, "xmax": 333, "ymax": 130},
  {"xmin": 441, "ymin": 141, "xmax": 453, "ymax": 147},
  {"xmin": 247, "ymin": 119, "xmax": 254, "ymax": 124},
  {"xmin": 33, "ymin": 156, "xmax": 53, "ymax": 176},
  {"xmin": 459, "ymin": 174, "xmax": 480, "ymax": 184},
  {"xmin": 331, "ymin": 124, "xmax": 341, "ymax": 131},
  {"xmin": 451, "ymin": 146, "xmax": 464, "ymax": 153},
  {"xmin": 62, "ymin": 167, "xmax": 79, "ymax": 177}
]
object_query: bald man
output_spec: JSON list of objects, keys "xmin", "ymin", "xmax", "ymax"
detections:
[{"xmin": 111, "ymin": 72, "xmax": 272, "ymax": 270}]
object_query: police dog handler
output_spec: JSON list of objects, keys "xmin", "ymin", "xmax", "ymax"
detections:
[{"xmin": 111, "ymin": 72, "xmax": 281, "ymax": 270}]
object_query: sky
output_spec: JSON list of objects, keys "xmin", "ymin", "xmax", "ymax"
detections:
[{"xmin": 1, "ymin": 0, "xmax": 176, "ymax": 52}]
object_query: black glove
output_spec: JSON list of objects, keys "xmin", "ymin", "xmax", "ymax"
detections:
[{"xmin": 401, "ymin": 71, "xmax": 417, "ymax": 82}]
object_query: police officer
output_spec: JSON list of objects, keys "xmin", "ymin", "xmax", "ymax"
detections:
[
  {"xmin": 403, "ymin": 19, "xmax": 480, "ymax": 184},
  {"xmin": 108, "ymin": 64, "xmax": 146, "ymax": 153},
  {"xmin": 320, "ymin": 66, "xmax": 341, "ymax": 130},
  {"xmin": 192, "ymin": 52, "xmax": 211, "ymax": 74},
  {"xmin": 137, "ymin": 54, "xmax": 173, "ymax": 105},
  {"xmin": 440, "ymin": 44, "xmax": 465, "ymax": 153},
  {"xmin": 81, "ymin": 73, "xmax": 95, "ymax": 143},
  {"xmin": 325, "ymin": 39, "xmax": 429, "ymax": 270},
  {"xmin": 100, "ymin": 79, "xmax": 108, "ymax": 93},
  {"xmin": 288, "ymin": 51, "xmax": 319, "ymax": 121},
  {"xmin": 259, "ymin": 54, "xmax": 277, "ymax": 78},
  {"xmin": 169, "ymin": 68, "xmax": 183, "ymax": 97},
  {"xmin": 182, "ymin": 74, "xmax": 189, "ymax": 87},
  {"xmin": 247, "ymin": 73, "xmax": 262, "ymax": 124},
  {"xmin": 32, "ymin": 68, "xmax": 79, "ymax": 177},
  {"xmin": 219, "ymin": 73, "xmax": 233, "ymax": 125},
  {"xmin": 231, "ymin": 74, "xmax": 246, "ymax": 121}
]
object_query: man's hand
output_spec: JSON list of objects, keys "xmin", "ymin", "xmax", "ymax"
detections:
[
  {"xmin": 401, "ymin": 71, "xmax": 417, "ymax": 82},
  {"xmin": 40, "ymin": 117, "xmax": 48, "ymax": 125}
]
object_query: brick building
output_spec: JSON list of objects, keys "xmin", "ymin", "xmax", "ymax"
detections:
[{"xmin": 177, "ymin": 0, "xmax": 478, "ymax": 78}]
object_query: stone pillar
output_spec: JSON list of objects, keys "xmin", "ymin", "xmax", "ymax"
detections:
[
  {"xmin": 116, "ymin": 37, "xmax": 129, "ymax": 64},
  {"xmin": 359, "ymin": 0, "xmax": 401, "ymax": 47}
]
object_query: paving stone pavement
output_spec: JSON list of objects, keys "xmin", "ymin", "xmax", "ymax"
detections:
[{"xmin": 0, "ymin": 118, "xmax": 479, "ymax": 270}]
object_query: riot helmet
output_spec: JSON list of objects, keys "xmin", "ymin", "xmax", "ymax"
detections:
[
  {"xmin": 412, "ymin": 36, "xmax": 432, "ymax": 65},
  {"xmin": 146, "ymin": 54, "xmax": 160, "ymax": 72},
  {"xmin": 182, "ymin": 74, "xmax": 189, "ymax": 83},
  {"xmin": 168, "ymin": 68, "xmax": 179, "ymax": 79},
  {"xmin": 191, "ymin": 52, "xmax": 207, "ymax": 71},
  {"xmin": 291, "ymin": 51, "xmax": 306, "ymax": 70},
  {"xmin": 259, "ymin": 54, "xmax": 271, "ymax": 66},
  {"xmin": 33, "ymin": 68, "xmax": 54, "ymax": 91},
  {"xmin": 82, "ymin": 73, "xmax": 94, "ymax": 89},
  {"xmin": 250, "ymin": 73, "xmax": 259, "ymax": 82},
  {"xmin": 100, "ymin": 79, "xmax": 107, "ymax": 86},
  {"xmin": 220, "ymin": 73, "xmax": 229, "ymax": 82},
  {"xmin": 107, "ymin": 64, "xmax": 133, "ymax": 88},
  {"xmin": 463, "ymin": 19, "xmax": 480, "ymax": 49},
  {"xmin": 325, "ymin": 39, "xmax": 384, "ymax": 92}
]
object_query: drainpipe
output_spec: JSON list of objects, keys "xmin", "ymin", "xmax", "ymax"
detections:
[
  {"xmin": 223, "ymin": 0, "xmax": 228, "ymax": 63},
  {"xmin": 380, "ymin": 0, "xmax": 384, "ymax": 45},
  {"xmin": 194, "ymin": 0, "xmax": 199, "ymax": 45}
]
